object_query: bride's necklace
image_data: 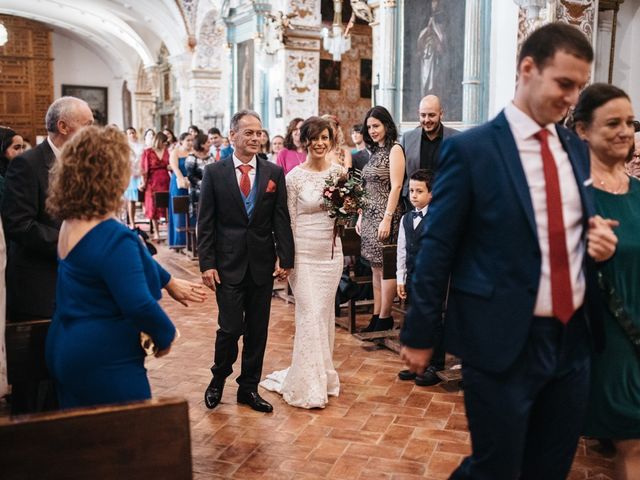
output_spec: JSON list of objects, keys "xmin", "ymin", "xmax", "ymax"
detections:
[{"xmin": 592, "ymin": 171, "xmax": 628, "ymax": 195}]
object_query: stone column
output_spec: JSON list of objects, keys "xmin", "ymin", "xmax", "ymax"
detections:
[
  {"xmin": 462, "ymin": 0, "xmax": 484, "ymax": 126},
  {"xmin": 280, "ymin": 0, "xmax": 321, "ymax": 123},
  {"xmin": 594, "ymin": 10, "xmax": 614, "ymax": 83},
  {"xmin": 376, "ymin": 0, "xmax": 398, "ymax": 119}
]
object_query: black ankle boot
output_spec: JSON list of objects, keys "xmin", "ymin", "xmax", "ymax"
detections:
[
  {"xmin": 373, "ymin": 316, "xmax": 394, "ymax": 331},
  {"xmin": 361, "ymin": 314, "xmax": 379, "ymax": 332}
]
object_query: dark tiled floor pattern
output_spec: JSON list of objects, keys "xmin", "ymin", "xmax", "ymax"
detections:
[{"xmin": 150, "ymin": 245, "xmax": 616, "ymax": 479}]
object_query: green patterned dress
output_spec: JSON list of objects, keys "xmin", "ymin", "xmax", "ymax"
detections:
[{"xmin": 584, "ymin": 176, "xmax": 640, "ymax": 439}]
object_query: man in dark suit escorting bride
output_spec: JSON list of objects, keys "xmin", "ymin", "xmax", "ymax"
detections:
[{"xmin": 198, "ymin": 110, "xmax": 294, "ymax": 413}]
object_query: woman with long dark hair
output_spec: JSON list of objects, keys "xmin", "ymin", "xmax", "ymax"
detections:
[
  {"xmin": 276, "ymin": 117, "xmax": 306, "ymax": 174},
  {"xmin": 0, "ymin": 127, "xmax": 25, "ymax": 203},
  {"xmin": 356, "ymin": 106, "xmax": 405, "ymax": 332},
  {"xmin": 572, "ymin": 83, "xmax": 640, "ymax": 479}
]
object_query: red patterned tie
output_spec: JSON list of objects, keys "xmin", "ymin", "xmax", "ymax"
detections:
[
  {"xmin": 534, "ymin": 129, "xmax": 574, "ymax": 324},
  {"xmin": 238, "ymin": 164, "xmax": 252, "ymax": 197}
]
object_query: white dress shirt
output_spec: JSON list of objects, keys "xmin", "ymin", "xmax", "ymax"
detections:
[
  {"xmin": 504, "ymin": 102, "xmax": 585, "ymax": 316},
  {"xmin": 47, "ymin": 136, "xmax": 61, "ymax": 159},
  {"xmin": 396, "ymin": 205, "xmax": 429, "ymax": 284},
  {"xmin": 233, "ymin": 154, "xmax": 257, "ymax": 190}
]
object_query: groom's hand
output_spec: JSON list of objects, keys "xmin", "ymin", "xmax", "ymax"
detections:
[
  {"xmin": 400, "ymin": 346, "xmax": 433, "ymax": 374},
  {"xmin": 202, "ymin": 269, "xmax": 221, "ymax": 292}
]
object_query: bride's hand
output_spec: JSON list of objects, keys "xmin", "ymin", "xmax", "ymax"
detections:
[{"xmin": 355, "ymin": 215, "xmax": 362, "ymax": 236}]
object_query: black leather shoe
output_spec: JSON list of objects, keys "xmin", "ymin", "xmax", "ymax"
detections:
[
  {"xmin": 415, "ymin": 366, "xmax": 442, "ymax": 387},
  {"xmin": 360, "ymin": 314, "xmax": 379, "ymax": 333},
  {"xmin": 373, "ymin": 316, "xmax": 394, "ymax": 331},
  {"xmin": 398, "ymin": 369, "xmax": 417, "ymax": 381},
  {"xmin": 204, "ymin": 380, "xmax": 224, "ymax": 409},
  {"xmin": 237, "ymin": 390, "xmax": 273, "ymax": 413}
]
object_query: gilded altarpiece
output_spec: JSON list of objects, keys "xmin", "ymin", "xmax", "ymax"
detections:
[{"xmin": 0, "ymin": 15, "xmax": 53, "ymax": 144}]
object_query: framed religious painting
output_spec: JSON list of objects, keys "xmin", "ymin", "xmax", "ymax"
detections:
[
  {"xmin": 360, "ymin": 59, "xmax": 372, "ymax": 99},
  {"xmin": 62, "ymin": 84, "xmax": 108, "ymax": 125},
  {"xmin": 401, "ymin": 0, "xmax": 466, "ymax": 123},
  {"xmin": 236, "ymin": 40, "xmax": 254, "ymax": 111},
  {"xmin": 319, "ymin": 59, "xmax": 341, "ymax": 90}
]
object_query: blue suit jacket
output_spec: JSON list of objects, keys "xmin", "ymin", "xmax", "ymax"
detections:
[{"xmin": 400, "ymin": 111, "xmax": 604, "ymax": 373}]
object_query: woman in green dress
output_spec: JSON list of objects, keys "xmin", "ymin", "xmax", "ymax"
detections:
[{"xmin": 573, "ymin": 83, "xmax": 640, "ymax": 479}]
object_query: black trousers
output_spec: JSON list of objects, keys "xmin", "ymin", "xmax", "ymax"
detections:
[
  {"xmin": 211, "ymin": 268, "xmax": 274, "ymax": 391},
  {"xmin": 450, "ymin": 310, "xmax": 590, "ymax": 480}
]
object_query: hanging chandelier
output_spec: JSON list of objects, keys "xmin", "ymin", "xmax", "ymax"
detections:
[
  {"xmin": 0, "ymin": 21, "xmax": 8, "ymax": 47},
  {"xmin": 321, "ymin": 0, "xmax": 351, "ymax": 61}
]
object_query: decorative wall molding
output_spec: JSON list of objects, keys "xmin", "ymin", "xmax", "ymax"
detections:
[{"xmin": 284, "ymin": 50, "xmax": 319, "ymax": 119}]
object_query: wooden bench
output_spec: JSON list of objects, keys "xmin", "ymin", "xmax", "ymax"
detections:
[
  {"xmin": 6, "ymin": 318, "xmax": 52, "ymax": 385},
  {"xmin": 0, "ymin": 398, "xmax": 192, "ymax": 479},
  {"xmin": 336, "ymin": 227, "xmax": 373, "ymax": 333},
  {"xmin": 172, "ymin": 195, "xmax": 198, "ymax": 258}
]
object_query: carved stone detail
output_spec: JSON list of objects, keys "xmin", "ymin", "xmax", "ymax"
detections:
[
  {"xmin": 288, "ymin": 0, "xmax": 321, "ymax": 27},
  {"xmin": 284, "ymin": 50, "xmax": 319, "ymax": 119}
]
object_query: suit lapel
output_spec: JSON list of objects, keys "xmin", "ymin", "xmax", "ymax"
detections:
[
  {"xmin": 556, "ymin": 125, "xmax": 593, "ymax": 220},
  {"xmin": 492, "ymin": 112, "xmax": 537, "ymax": 238},
  {"xmin": 407, "ymin": 128, "xmax": 421, "ymax": 174},
  {"xmin": 250, "ymin": 158, "xmax": 270, "ymax": 224},
  {"xmin": 222, "ymin": 158, "xmax": 249, "ymax": 222}
]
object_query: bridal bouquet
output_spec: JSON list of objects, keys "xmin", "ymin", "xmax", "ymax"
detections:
[{"xmin": 322, "ymin": 169, "xmax": 367, "ymax": 225}]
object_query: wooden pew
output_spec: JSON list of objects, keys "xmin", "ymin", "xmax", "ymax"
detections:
[
  {"xmin": 336, "ymin": 227, "xmax": 373, "ymax": 333},
  {"xmin": 172, "ymin": 195, "xmax": 198, "ymax": 258},
  {"xmin": 5, "ymin": 318, "xmax": 52, "ymax": 385},
  {"xmin": 0, "ymin": 398, "xmax": 192, "ymax": 480}
]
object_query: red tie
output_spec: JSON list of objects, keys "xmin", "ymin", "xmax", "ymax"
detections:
[
  {"xmin": 238, "ymin": 164, "xmax": 252, "ymax": 197},
  {"xmin": 215, "ymin": 149, "xmax": 220, "ymax": 161},
  {"xmin": 534, "ymin": 129, "xmax": 574, "ymax": 324}
]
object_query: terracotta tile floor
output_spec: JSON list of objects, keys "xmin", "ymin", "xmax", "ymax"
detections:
[{"xmin": 152, "ymin": 246, "xmax": 615, "ymax": 479}]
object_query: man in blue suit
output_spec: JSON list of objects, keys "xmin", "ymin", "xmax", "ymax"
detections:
[{"xmin": 400, "ymin": 23, "xmax": 618, "ymax": 480}]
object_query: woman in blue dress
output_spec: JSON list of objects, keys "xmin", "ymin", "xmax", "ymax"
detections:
[
  {"xmin": 45, "ymin": 126, "xmax": 206, "ymax": 408},
  {"xmin": 168, "ymin": 132, "xmax": 194, "ymax": 248}
]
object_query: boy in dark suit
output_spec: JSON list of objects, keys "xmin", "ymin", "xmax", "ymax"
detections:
[{"xmin": 395, "ymin": 169, "xmax": 443, "ymax": 386}]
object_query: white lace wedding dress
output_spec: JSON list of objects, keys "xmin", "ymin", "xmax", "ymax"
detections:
[{"xmin": 260, "ymin": 164, "xmax": 343, "ymax": 408}]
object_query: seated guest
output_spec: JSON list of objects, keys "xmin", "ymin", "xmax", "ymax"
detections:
[
  {"xmin": 395, "ymin": 169, "xmax": 443, "ymax": 386},
  {"xmin": 572, "ymin": 83, "xmax": 640, "ymax": 479},
  {"xmin": 276, "ymin": 117, "xmax": 305, "ymax": 174},
  {"xmin": 45, "ymin": 126, "xmax": 206, "ymax": 408}
]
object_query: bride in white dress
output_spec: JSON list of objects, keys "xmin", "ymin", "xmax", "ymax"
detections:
[{"xmin": 260, "ymin": 117, "xmax": 344, "ymax": 408}]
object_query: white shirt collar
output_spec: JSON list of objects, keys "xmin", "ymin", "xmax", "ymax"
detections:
[
  {"xmin": 233, "ymin": 154, "xmax": 257, "ymax": 170},
  {"xmin": 504, "ymin": 102, "xmax": 557, "ymax": 141},
  {"xmin": 47, "ymin": 136, "xmax": 62, "ymax": 159},
  {"xmin": 418, "ymin": 205, "xmax": 429, "ymax": 215}
]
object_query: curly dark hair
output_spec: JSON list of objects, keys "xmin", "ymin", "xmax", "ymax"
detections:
[
  {"xmin": 47, "ymin": 126, "xmax": 131, "ymax": 220},
  {"xmin": 299, "ymin": 117, "xmax": 334, "ymax": 150},
  {"xmin": 362, "ymin": 106, "xmax": 398, "ymax": 150}
]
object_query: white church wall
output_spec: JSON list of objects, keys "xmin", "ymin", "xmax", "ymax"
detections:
[
  {"xmin": 52, "ymin": 31, "xmax": 124, "ymax": 127},
  {"xmin": 612, "ymin": 1, "xmax": 640, "ymax": 112},
  {"xmin": 487, "ymin": 1, "xmax": 519, "ymax": 119}
]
